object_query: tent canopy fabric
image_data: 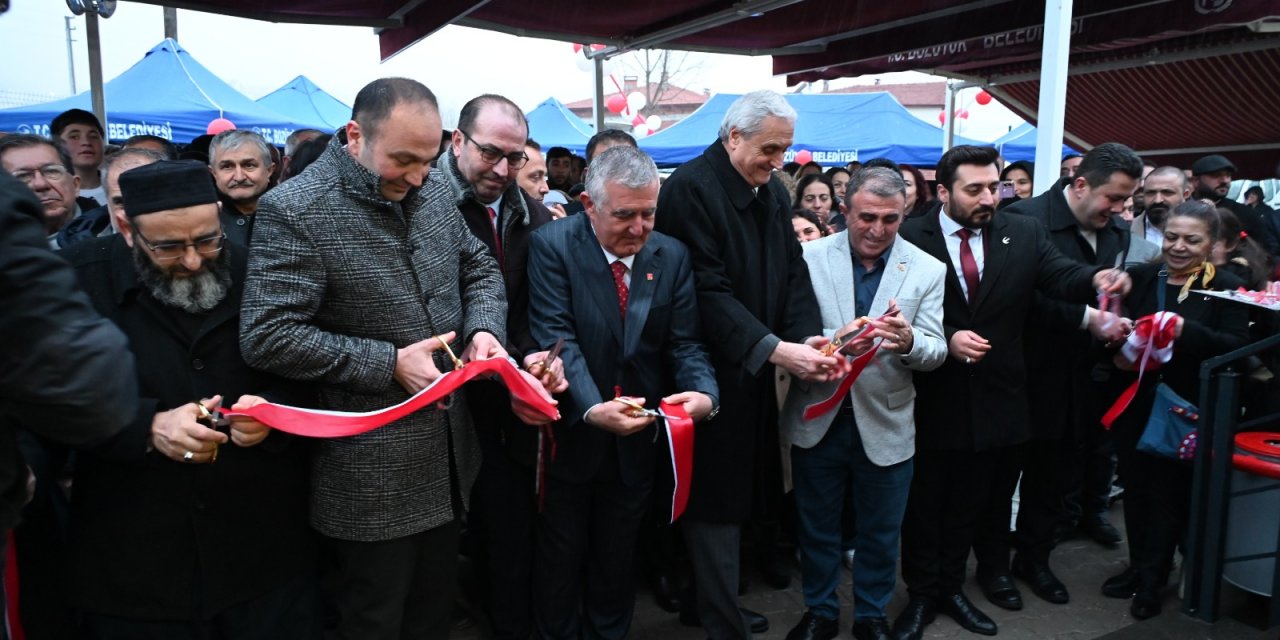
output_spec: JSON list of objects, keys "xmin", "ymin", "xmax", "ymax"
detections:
[
  {"xmin": 256, "ymin": 75, "xmax": 351, "ymax": 131},
  {"xmin": 638, "ymin": 91, "xmax": 986, "ymax": 168},
  {"xmin": 994, "ymin": 123, "xmax": 1079, "ymax": 165},
  {"xmin": 525, "ymin": 97, "xmax": 593, "ymax": 156},
  {"xmin": 0, "ymin": 39, "xmax": 326, "ymax": 145}
]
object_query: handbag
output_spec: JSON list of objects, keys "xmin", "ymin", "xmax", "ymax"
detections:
[
  {"xmin": 1136, "ymin": 382, "xmax": 1200, "ymax": 461},
  {"xmin": 1135, "ymin": 270, "xmax": 1200, "ymax": 461}
]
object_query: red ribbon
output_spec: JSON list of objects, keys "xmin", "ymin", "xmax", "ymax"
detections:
[
  {"xmin": 660, "ymin": 401, "xmax": 694, "ymax": 523},
  {"xmin": 1101, "ymin": 312, "xmax": 1179, "ymax": 429},
  {"xmin": 222, "ymin": 358, "xmax": 559, "ymax": 437},
  {"xmin": 801, "ymin": 312, "xmax": 898, "ymax": 421}
]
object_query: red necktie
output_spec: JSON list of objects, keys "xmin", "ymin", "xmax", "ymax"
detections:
[
  {"xmin": 487, "ymin": 206, "xmax": 505, "ymax": 267},
  {"xmin": 957, "ymin": 228, "xmax": 980, "ymax": 306},
  {"xmin": 611, "ymin": 260, "xmax": 629, "ymax": 321}
]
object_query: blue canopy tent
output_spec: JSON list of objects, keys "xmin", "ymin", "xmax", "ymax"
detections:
[
  {"xmin": 526, "ymin": 98, "xmax": 593, "ymax": 157},
  {"xmin": 0, "ymin": 39, "xmax": 326, "ymax": 145},
  {"xmin": 638, "ymin": 92, "xmax": 987, "ymax": 168},
  {"xmin": 256, "ymin": 75, "xmax": 351, "ymax": 131},
  {"xmin": 994, "ymin": 123, "xmax": 1079, "ymax": 164}
]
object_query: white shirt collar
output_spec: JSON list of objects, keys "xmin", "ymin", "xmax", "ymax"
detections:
[
  {"xmin": 600, "ymin": 245, "xmax": 635, "ymax": 270},
  {"xmin": 938, "ymin": 207, "xmax": 980, "ymax": 237}
]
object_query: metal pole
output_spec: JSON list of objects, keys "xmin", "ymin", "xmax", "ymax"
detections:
[
  {"xmin": 86, "ymin": 12, "xmax": 106, "ymax": 130},
  {"xmin": 163, "ymin": 7, "xmax": 178, "ymax": 41},
  {"xmin": 1032, "ymin": 0, "xmax": 1072, "ymax": 194},
  {"xmin": 942, "ymin": 80, "xmax": 956, "ymax": 152},
  {"xmin": 1187, "ymin": 369, "xmax": 1240, "ymax": 621},
  {"xmin": 592, "ymin": 56, "xmax": 605, "ymax": 132},
  {"xmin": 64, "ymin": 17, "xmax": 77, "ymax": 95}
]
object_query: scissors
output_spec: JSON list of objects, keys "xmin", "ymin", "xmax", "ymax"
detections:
[
  {"xmin": 612, "ymin": 396, "xmax": 671, "ymax": 420},
  {"xmin": 822, "ymin": 308, "xmax": 901, "ymax": 356},
  {"xmin": 193, "ymin": 400, "xmax": 230, "ymax": 462},
  {"xmin": 528, "ymin": 337, "xmax": 565, "ymax": 376}
]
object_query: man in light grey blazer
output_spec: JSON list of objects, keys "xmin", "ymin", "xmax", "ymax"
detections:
[{"xmin": 780, "ymin": 168, "xmax": 947, "ymax": 640}]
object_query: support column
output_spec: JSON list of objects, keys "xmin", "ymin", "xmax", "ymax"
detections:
[{"xmin": 1032, "ymin": 0, "xmax": 1073, "ymax": 193}]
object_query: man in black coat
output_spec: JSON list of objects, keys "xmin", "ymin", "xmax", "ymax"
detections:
[
  {"xmin": 1191, "ymin": 153, "xmax": 1279, "ymax": 255},
  {"xmin": 980, "ymin": 144, "xmax": 1141, "ymax": 613},
  {"xmin": 432, "ymin": 94, "xmax": 564, "ymax": 639},
  {"xmin": 893, "ymin": 146, "xmax": 1130, "ymax": 640},
  {"xmin": 654, "ymin": 90, "xmax": 847, "ymax": 639},
  {"xmin": 60, "ymin": 161, "xmax": 319, "ymax": 637},
  {"xmin": 528, "ymin": 145, "xmax": 718, "ymax": 639}
]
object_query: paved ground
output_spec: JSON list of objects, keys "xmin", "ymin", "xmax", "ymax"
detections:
[{"xmin": 456, "ymin": 500, "xmax": 1278, "ymax": 639}]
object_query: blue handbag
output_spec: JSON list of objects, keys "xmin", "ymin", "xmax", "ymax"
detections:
[{"xmin": 1136, "ymin": 382, "xmax": 1200, "ymax": 461}]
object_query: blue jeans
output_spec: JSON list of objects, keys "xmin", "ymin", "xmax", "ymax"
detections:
[{"xmin": 792, "ymin": 413, "xmax": 912, "ymax": 620}]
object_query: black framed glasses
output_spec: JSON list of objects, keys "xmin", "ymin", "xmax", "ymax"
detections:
[
  {"xmin": 460, "ymin": 130, "xmax": 528, "ymax": 169},
  {"xmin": 134, "ymin": 230, "xmax": 226, "ymax": 262}
]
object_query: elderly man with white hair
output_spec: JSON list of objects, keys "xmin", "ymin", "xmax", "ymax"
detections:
[
  {"xmin": 655, "ymin": 90, "xmax": 849, "ymax": 639},
  {"xmin": 208, "ymin": 129, "xmax": 276, "ymax": 247}
]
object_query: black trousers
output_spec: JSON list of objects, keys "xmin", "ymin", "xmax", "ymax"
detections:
[
  {"xmin": 325, "ymin": 522, "xmax": 460, "ymax": 640},
  {"xmin": 470, "ymin": 445, "xmax": 537, "ymax": 640},
  {"xmin": 1114, "ymin": 419, "xmax": 1190, "ymax": 595},
  {"xmin": 1013, "ymin": 438, "xmax": 1072, "ymax": 564},
  {"xmin": 971, "ymin": 446, "xmax": 1023, "ymax": 575},
  {"xmin": 79, "ymin": 570, "xmax": 321, "ymax": 640},
  {"xmin": 901, "ymin": 447, "xmax": 999, "ymax": 600},
  {"xmin": 533, "ymin": 446, "xmax": 649, "ymax": 640}
]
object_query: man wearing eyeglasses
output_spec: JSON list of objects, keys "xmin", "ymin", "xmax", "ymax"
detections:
[
  {"xmin": 432, "ymin": 93, "xmax": 562, "ymax": 639},
  {"xmin": 0, "ymin": 134, "xmax": 104, "ymax": 248},
  {"xmin": 57, "ymin": 159, "xmax": 319, "ymax": 637}
]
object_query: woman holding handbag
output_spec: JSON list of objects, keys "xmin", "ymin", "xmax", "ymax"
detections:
[{"xmin": 1099, "ymin": 200, "xmax": 1251, "ymax": 619}]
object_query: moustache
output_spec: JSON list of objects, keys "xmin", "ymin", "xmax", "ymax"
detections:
[{"xmin": 227, "ymin": 178, "xmax": 256, "ymax": 189}]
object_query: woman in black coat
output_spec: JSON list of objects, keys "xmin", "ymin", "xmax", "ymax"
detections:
[{"xmin": 1099, "ymin": 201, "xmax": 1251, "ymax": 619}]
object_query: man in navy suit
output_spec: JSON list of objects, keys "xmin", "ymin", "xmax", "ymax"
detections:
[{"xmin": 527, "ymin": 145, "xmax": 719, "ymax": 640}]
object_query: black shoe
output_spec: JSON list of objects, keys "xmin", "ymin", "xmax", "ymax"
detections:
[
  {"xmin": 1078, "ymin": 516, "xmax": 1122, "ymax": 547},
  {"xmin": 758, "ymin": 548, "xmax": 793, "ymax": 590},
  {"xmin": 1101, "ymin": 567, "xmax": 1138, "ymax": 599},
  {"xmin": 977, "ymin": 572, "xmax": 1023, "ymax": 611},
  {"xmin": 852, "ymin": 617, "xmax": 892, "ymax": 640},
  {"xmin": 679, "ymin": 607, "xmax": 769, "ymax": 634},
  {"xmin": 891, "ymin": 599, "xmax": 935, "ymax": 640},
  {"xmin": 1129, "ymin": 591, "xmax": 1161, "ymax": 620},
  {"xmin": 1051, "ymin": 521, "xmax": 1077, "ymax": 546},
  {"xmin": 1012, "ymin": 555, "xmax": 1069, "ymax": 604},
  {"xmin": 652, "ymin": 572, "xmax": 684, "ymax": 613},
  {"xmin": 784, "ymin": 612, "xmax": 837, "ymax": 640},
  {"xmin": 938, "ymin": 592, "xmax": 997, "ymax": 636}
]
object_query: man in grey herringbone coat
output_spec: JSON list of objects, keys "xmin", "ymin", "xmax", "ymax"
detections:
[{"xmin": 240, "ymin": 78, "xmax": 515, "ymax": 639}]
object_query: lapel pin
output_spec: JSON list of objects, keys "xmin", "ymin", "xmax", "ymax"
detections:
[
  {"xmin": 897, "ymin": 263, "xmax": 906, "ymax": 272},
  {"xmin": 1002, "ymin": 236, "xmax": 1010, "ymax": 244},
  {"xmin": 646, "ymin": 273, "xmax": 654, "ymax": 280}
]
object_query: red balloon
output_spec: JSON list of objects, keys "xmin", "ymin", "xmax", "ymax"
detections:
[
  {"xmin": 573, "ymin": 43, "xmax": 583, "ymax": 54},
  {"xmin": 975, "ymin": 90, "xmax": 992, "ymax": 106},
  {"xmin": 937, "ymin": 111, "xmax": 946, "ymax": 124},
  {"xmin": 207, "ymin": 118, "xmax": 235, "ymax": 135},
  {"xmin": 632, "ymin": 114, "xmax": 646, "ymax": 126},
  {"xmin": 607, "ymin": 95, "xmax": 626, "ymax": 114},
  {"xmin": 794, "ymin": 149, "xmax": 812, "ymax": 165},
  {"xmin": 959, "ymin": 109, "xmax": 970, "ymax": 120}
]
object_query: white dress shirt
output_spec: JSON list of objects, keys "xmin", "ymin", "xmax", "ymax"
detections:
[{"xmin": 937, "ymin": 207, "xmax": 985, "ymax": 301}]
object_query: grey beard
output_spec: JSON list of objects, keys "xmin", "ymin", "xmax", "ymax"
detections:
[{"xmin": 133, "ymin": 244, "xmax": 232, "ymax": 313}]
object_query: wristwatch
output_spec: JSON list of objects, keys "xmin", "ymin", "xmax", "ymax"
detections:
[{"xmin": 706, "ymin": 404, "xmax": 720, "ymax": 421}]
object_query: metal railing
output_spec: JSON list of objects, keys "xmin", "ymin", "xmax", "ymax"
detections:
[{"xmin": 1184, "ymin": 331, "xmax": 1280, "ymax": 625}]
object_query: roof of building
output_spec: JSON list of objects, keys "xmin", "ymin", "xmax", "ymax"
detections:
[
  {"xmin": 823, "ymin": 82, "xmax": 946, "ymax": 107},
  {"xmin": 564, "ymin": 83, "xmax": 710, "ymax": 111}
]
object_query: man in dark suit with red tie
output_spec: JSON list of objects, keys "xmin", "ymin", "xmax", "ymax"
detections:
[
  {"xmin": 893, "ymin": 145, "xmax": 1131, "ymax": 639},
  {"xmin": 527, "ymin": 145, "xmax": 719, "ymax": 640}
]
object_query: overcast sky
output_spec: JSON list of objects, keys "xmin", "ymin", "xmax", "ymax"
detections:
[{"xmin": 0, "ymin": 1, "xmax": 1020, "ymax": 138}]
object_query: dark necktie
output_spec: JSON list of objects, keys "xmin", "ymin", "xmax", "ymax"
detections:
[
  {"xmin": 957, "ymin": 228, "xmax": 981, "ymax": 306},
  {"xmin": 487, "ymin": 206, "xmax": 504, "ymax": 267},
  {"xmin": 610, "ymin": 260, "xmax": 629, "ymax": 321}
]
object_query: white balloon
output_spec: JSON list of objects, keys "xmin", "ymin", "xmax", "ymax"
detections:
[
  {"xmin": 575, "ymin": 53, "xmax": 594, "ymax": 73},
  {"xmin": 645, "ymin": 115, "xmax": 662, "ymax": 131},
  {"xmin": 627, "ymin": 92, "xmax": 648, "ymax": 113},
  {"xmin": 632, "ymin": 123, "xmax": 649, "ymax": 138}
]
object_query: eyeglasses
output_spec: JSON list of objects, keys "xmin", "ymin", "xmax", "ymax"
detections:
[
  {"xmin": 460, "ymin": 130, "xmax": 528, "ymax": 170},
  {"xmin": 11, "ymin": 164, "xmax": 71, "ymax": 186},
  {"xmin": 134, "ymin": 230, "xmax": 226, "ymax": 262}
]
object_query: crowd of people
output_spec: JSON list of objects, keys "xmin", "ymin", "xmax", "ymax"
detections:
[{"xmin": 1, "ymin": 78, "xmax": 1277, "ymax": 640}]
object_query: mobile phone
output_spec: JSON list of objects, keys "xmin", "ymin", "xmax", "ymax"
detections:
[{"xmin": 998, "ymin": 180, "xmax": 1016, "ymax": 200}]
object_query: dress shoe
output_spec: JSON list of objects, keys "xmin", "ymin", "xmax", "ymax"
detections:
[
  {"xmin": 1012, "ymin": 555, "xmax": 1070, "ymax": 604},
  {"xmin": 977, "ymin": 572, "xmax": 1023, "ymax": 611},
  {"xmin": 938, "ymin": 592, "xmax": 997, "ymax": 636},
  {"xmin": 1078, "ymin": 516, "xmax": 1122, "ymax": 547},
  {"xmin": 680, "ymin": 607, "xmax": 770, "ymax": 634},
  {"xmin": 784, "ymin": 611, "xmax": 837, "ymax": 640},
  {"xmin": 1129, "ymin": 591, "xmax": 1162, "ymax": 620},
  {"xmin": 890, "ymin": 598, "xmax": 935, "ymax": 640},
  {"xmin": 651, "ymin": 572, "xmax": 684, "ymax": 613},
  {"xmin": 1101, "ymin": 567, "xmax": 1138, "ymax": 599},
  {"xmin": 851, "ymin": 617, "xmax": 892, "ymax": 640}
]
